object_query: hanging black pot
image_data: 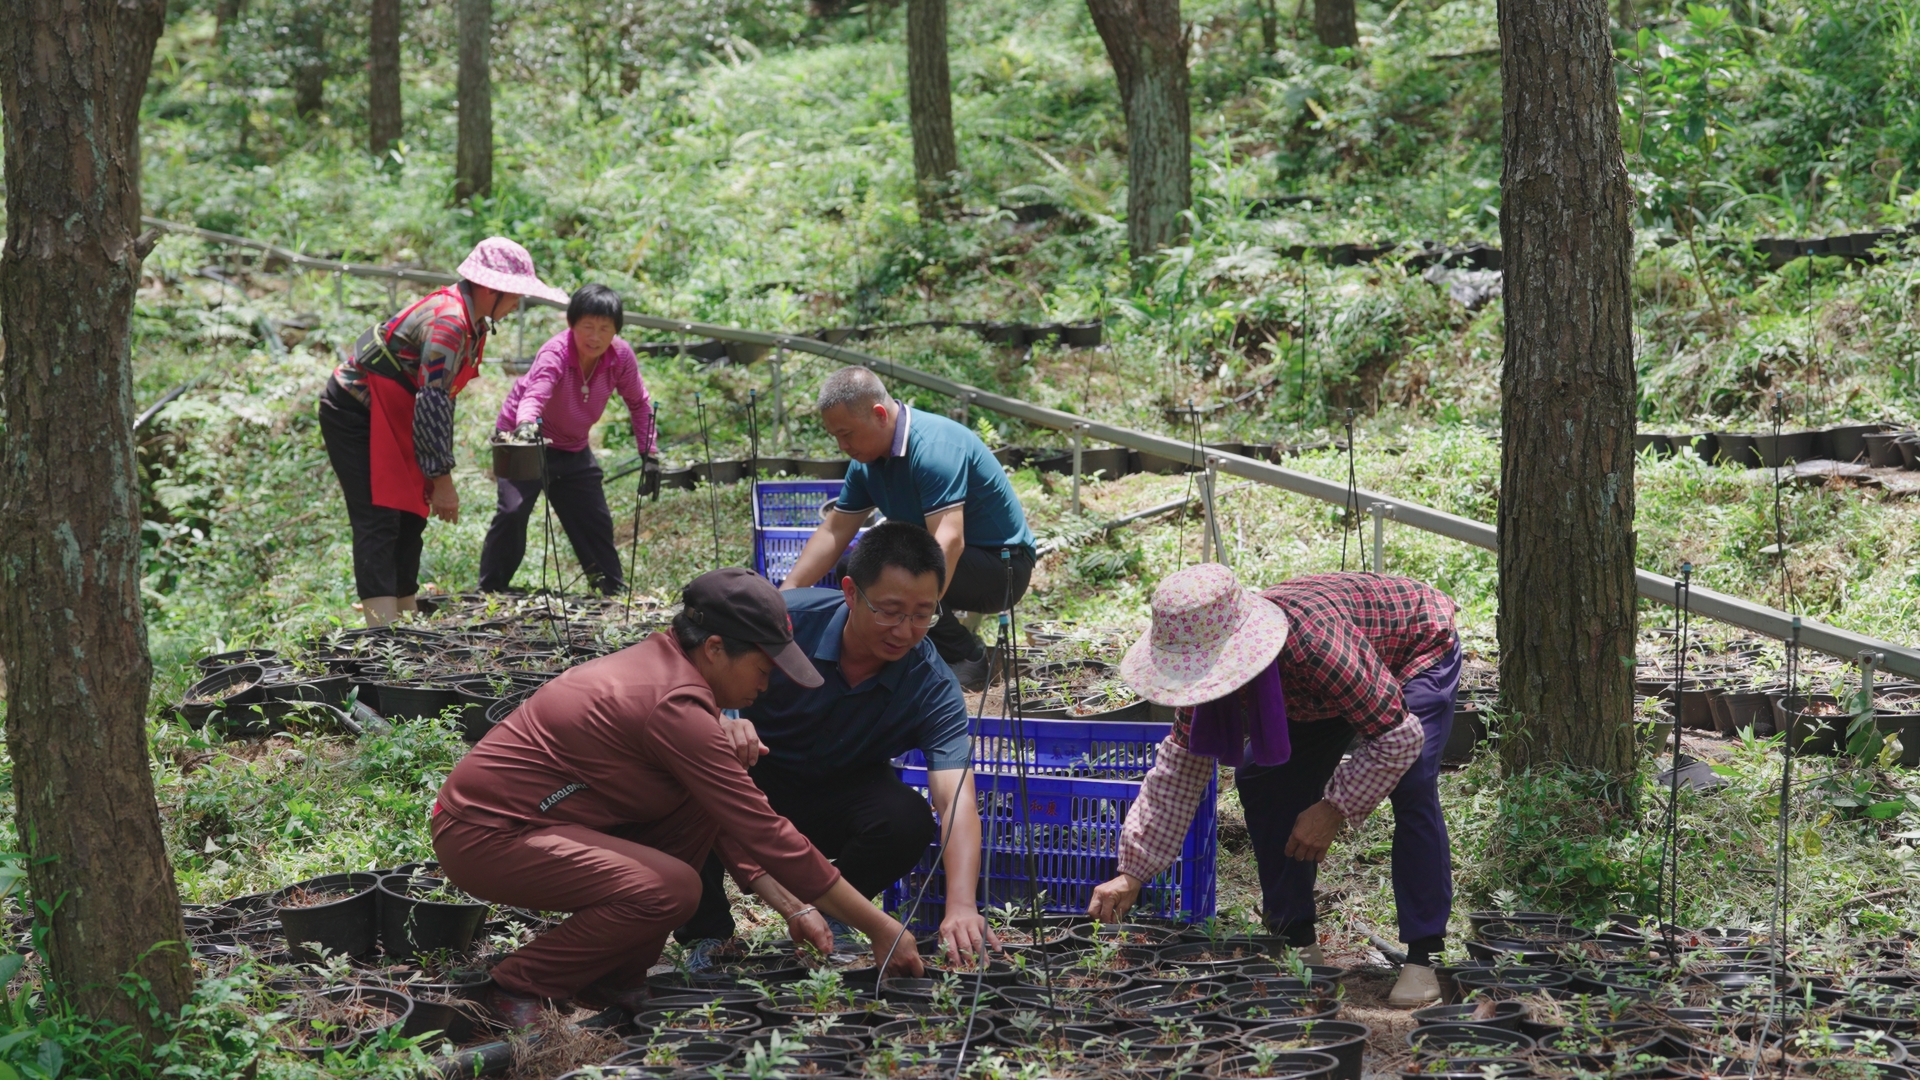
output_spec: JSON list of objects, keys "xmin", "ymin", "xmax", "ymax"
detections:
[
  {"xmin": 377, "ymin": 875, "xmax": 489, "ymax": 960},
  {"xmin": 273, "ymin": 872, "xmax": 381, "ymax": 961}
]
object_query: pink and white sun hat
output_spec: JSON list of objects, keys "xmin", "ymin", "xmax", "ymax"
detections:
[
  {"xmin": 1120, "ymin": 563, "xmax": 1290, "ymax": 707},
  {"xmin": 456, "ymin": 237, "xmax": 569, "ymax": 305}
]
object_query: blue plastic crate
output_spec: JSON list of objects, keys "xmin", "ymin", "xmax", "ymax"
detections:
[
  {"xmin": 753, "ymin": 526, "xmax": 865, "ymax": 588},
  {"xmin": 753, "ymin": 480, "xmax": 846, "ymax": 529},
  {"xmin": 884, "ymin": 716, "xmax": 1216, "ymax": 932}
]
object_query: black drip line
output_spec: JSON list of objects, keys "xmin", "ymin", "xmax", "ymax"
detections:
[
  {"xmin": 1659, "ymin": 562, "xmax": 1693, "ymax": 962},
  {"xmin": 1341, "ymin": 409, "xmax": 1358, "ymax": 572},
  {"xmin": 535, "ymin": 429, "xmax": 574, "ymax": 645},
  {"xmin": 695, "ymin": 393, "xmax": 723, "ymax": 570}
]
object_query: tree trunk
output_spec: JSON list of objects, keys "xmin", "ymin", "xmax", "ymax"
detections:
[
  {"xmin": 1261, "ymin": 0, "xmax": 1278, "ymax": 53},
  {"xmin": 1084, "ymin": 0, "xmax": 1192, "ymax": 261},
  {"xmin": 1495, "ymin": 0, "xmax": 1639, "ymax": 778},
  {"xmin": 906, "ymin": 0, "xmax": 958, "ymax": 215},
  {"xmin": 215, "ymin": 0, "xmax": 245, "ymax": 45},
  {"xmin": 291, "ymin": 4, "xmax": 327, "ymax": 118},
  {"xmin": 0, "ymin": 0, "xmax": 193, "ymax": 1042},
  {"xmin": 1313, "ymin": 0, "xmax": 1357, "ymax": 48},
  {"xmin": 369, "ymin": 0, "xmax": 402, "ymax": 155},
  {"xmin": 456, "ymin": 0, "xmax": 493, "ymax": 201}
]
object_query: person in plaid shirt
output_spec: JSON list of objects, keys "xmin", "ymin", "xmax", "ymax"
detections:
[{"xmin": 1087, "ymin": 563, "xmax": 1461, "ymax": 1007}]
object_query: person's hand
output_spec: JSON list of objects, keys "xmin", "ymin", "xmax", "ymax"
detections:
[
  {"xmin": 429, "ymin": 474, "xmax": 459, "ymax": 524},
  {"xmin": 878, "ymin": 927, "xmax": 926, "ymax": 979},
  {"xmin": 1284, "ymin": 800, "xmax": 1346, "ymax": 863},
  {"xmin": 940, "ymin": 904, "xmax": 999, "ymax": 964},
  {"xmin": 513, "ymin": 420, "xmax": 541, "ymax": 443},
  {"xmin": 1088, "ymin": 872, "xmax": 1143, "ymax": 924},
  {"xmin": 719, "ymin": 716, "xmax": 768, "ymax": 768},
  {"xmin": 642, "ymin": 454, "xmax": 661, "ymax": 498},
  {"xmin": 787, "ymin": 906, "xmax": 833, "ymax": 957}
]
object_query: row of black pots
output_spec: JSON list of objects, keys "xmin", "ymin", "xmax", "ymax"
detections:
[
  {"xmin": 272, "ymin": 871, "xmax": 488, "ymax": 963},
  {"xmin": 1634, "ymin": 424, "xmax": 1909, "ymax": 468}
]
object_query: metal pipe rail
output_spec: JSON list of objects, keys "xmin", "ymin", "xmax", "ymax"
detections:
[{"xmin": 142, "ymin": 217, "xmax": 1920, "ymax": 678}]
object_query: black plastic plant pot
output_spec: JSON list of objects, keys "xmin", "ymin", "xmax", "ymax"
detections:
[
  {"xmin": 265, "ymin": 675, "xmax": 354, "ymax": 710},
  {"xmin": 1221, "ymin": 996, "xmax": 1342, "ymax": 1026},
  {"xmin": 375, "ymin": 682, "xmax": 461, "ymax": 723},
  {"xmin": 1241, "ymin": 1019, "xmax": 1370, "ymax": 1080},
  {"xmin": 178, "ymin": 663, "xmax": 267, "ymax": 727},
  {"xmin": 273, "ymin": 872, "xmax": 382, "ymax": 961},
  {"xmin": 1159, "ymin": 939, "xmax": 1273, "ymax": 969},
  {"xmin": 1784, "ymin": 1028, "xmax": 1910, "ymax": 1065},
  {"xmin": 633, "ymin": 1005, "xmax": 766, "ymax": 1038},
  {"xmin": 870, "ymin": 1016, "xmax": 996, "ymax": 1052},
  {"xmin": 1866, "ymin": 433, "xmax": 1909, "ymax": 469},
  {"xmin": 606, "ymin": 1039, "xmax": 742, "ymax": 1070},
  {"xmin": 1108, "ymin": 1019, "xmax": 1241, "ymax": 1060},
  {"xmin": 198, "ymin": 648, "xmax": 279, "ymax": 673},
  {"xmin": 1395, "ymin": 1060, "xmax": 1533, "ymax": 1080},
  {"xmin": 400, "ymin": 990, "xmax": 491, "ymax": 1042},
  {"xmin": 1463, "ymin": 911, "xmax": 1577, "ymax": 936},
  {"xmin": 282, "ymin": 985, "xmax": 413, "ymax": 1059},
  {"xmin": 1010, "ymin": 966, "xmax": 1131, "ymax": 994},
  {"xmin": 735, "ymin": 1030, "xmax": 864, "ymax": 1058},
  {"xmin": 1794, "ymin": 1062, "xmax": 1920, "ymax": 1080},
  {"xmin": 377, "ymin": 874, "xmax": 488, "ymax": 960},
  {"xmin": 1108, "ymin": 980, "xmax": 1244, "ymax": 1020},
  {"xmin": 1407, "ymin": 1023, "xmax": 1537, "ymax": 1060},
  {"xmin": 1068, "ymin": 922, "xmax": 1186, "ymax": 949},
  {"xmin": 1714, "ymin": 433, "xmax": 1762, "ymax": 469},
  {"xmin": 647, "ymin": 989, "xmax": 771, "ymax": 1010},
  {"xmin": 1063, "ymin": 321, "xmax": 1103, "ymax": 348},
  {"xmin": 1411, "ymin": 1001, "xmax": 1529, "ymax": 1031},
  {"xmin": 1216, "ymin": 1050, "xmax": 1341, "ymax": 1080},
  {"xmin": 917, "ymin": 953, "xmax": 1017, "ymax": 987},
  {"xmin": 1452, "ymin": 966, "xmax": 1572, "ymax": 997}
]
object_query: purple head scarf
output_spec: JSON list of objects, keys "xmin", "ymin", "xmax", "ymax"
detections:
[{"xmin": 1186, "ymin": 661, "xmax": 1289, "ymax": 769}]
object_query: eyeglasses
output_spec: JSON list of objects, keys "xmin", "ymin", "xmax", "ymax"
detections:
[{"xmin": 854, "ymin": 585, "xmax": 941, "ymax": 629}]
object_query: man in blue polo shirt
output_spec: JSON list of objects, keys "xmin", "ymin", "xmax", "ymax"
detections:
[
  {"xmin": 779, "ymin": 366, "xmax": 1036, "ymax": 690},
  {"xmin": 677, "ymin": 522, "xmax": 993, "ymax": 960}
]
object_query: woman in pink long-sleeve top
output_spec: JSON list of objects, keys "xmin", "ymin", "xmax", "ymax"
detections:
[{"xmin": 479, "ymin": 284, "xmax": 658, "ymax": 595}]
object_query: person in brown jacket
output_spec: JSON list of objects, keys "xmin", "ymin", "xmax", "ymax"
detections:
[{"xmin": 433, "ymin": 568, "xmax": 926, "ymax": 1027}]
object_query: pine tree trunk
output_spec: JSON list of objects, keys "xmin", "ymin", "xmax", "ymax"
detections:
[
  {"xmin": 369, "ymin": 0, "xmax": 402, "ymax": 155},
  {"xmin": 1084, "ymin": 0, "xmax": 1192, "ymax": 261},
  {"xmin": 1313, "ymin": 0, "xmax": 1357, "ymax": 48},
  {"xmin": 906, "ymin": 0, "xmax": 958, "ymax": 215},
  {"xmin": 456, "ymin": 0, "xmax": 493, "ymax": 201},
  {"xmin": 215, "ymin": 0, "xmax": 245, "ymax": 44},
  {"xmin": 0, "ymin": 0, "xmax": 194, "ymax": 1041},
  {"xmin": 1496, "ymin": 0, "xmax": 1639, "ymax": 777}
]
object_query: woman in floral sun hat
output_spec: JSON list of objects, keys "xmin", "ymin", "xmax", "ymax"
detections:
[
  {"xmin": 317, "ymin": 237, "xmax": 566, "ymax": 625},
  {"xmin": 1087, "ymin": 562, "xmax": 1462, "ymax": 1008}
]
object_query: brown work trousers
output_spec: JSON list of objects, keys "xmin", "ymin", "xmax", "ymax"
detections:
[{"xmin": 431, "ymin": 802, "xmax": 719, "ymax": 1001}]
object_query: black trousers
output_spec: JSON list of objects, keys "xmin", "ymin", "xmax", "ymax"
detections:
[
  {"xmin": 676, "ymin": 761, "xmax": 935, "ymax": 942},
  {"xmin": 318, "ymin": 380, "xmax": 427, "ymax": 600},
  {"xmin": 925, "ymin": 545, "xmax": 1035, "ymax": 663},
  {"xmin": 477, "ymin": 447, "xmax": 625, "ymax": 595}
]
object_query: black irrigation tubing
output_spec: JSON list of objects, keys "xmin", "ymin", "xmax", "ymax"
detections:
[{"xmin": 144, "ymin": 216, "xmax": 1920, "ymax": 678}]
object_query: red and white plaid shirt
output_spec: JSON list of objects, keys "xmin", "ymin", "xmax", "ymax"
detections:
[{"xmin": 1118, "ymin": 574, "xmax": 1457, "ymax": 880}]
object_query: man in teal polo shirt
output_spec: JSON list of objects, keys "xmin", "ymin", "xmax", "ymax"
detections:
[
  {"xmin": 781, "ymin": 366, "xmax": 1036, "ymax": 689},
  {"xmin": 677, "ymin": 522, "xmax": 993, "ymax": 960}
]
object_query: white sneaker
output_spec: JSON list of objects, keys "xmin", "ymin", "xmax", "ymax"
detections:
[{"xmin": 1388, "ymin": 963, "xmax": 1442, "ymax": 1007}]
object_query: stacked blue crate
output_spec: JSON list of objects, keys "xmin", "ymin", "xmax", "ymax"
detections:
[{"xmin": 751, "ymin": 479, "xmax": 861, "ymax": 587}]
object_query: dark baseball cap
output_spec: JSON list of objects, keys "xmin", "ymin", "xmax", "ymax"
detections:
[{"xmin": 680, "ymin": 568, "xmax": 824, "ymax": 688}]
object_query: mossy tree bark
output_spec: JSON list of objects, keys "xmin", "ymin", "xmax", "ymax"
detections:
[
  {"xmin": 0, "ymin": 0, "xmax": 194, "ymax": 1041},
  {"xmin": 1084, "ymin": 0, "xmax": 1192, "ymax": 261},
  {"xmin": 1496, "ymin": 0, "xmax": 1640, "ymax": 778},
  {"xmin": 906, "ymin": 0, "xmax": 958, "ymax": 216},
  {"xmin": 369, "ymin": 0, "xmax": 402, "ymax": 156},
  {"xmin": 290, "ymin": 3, "xmax": 328, "ymax": 118},
  {"xmin": 1314, "ymin": 0, "xmax": 1357, "ymax": 48},
  {"xmin": 456, "ymin": 0, "xmax": 492, "ymax": 201}
]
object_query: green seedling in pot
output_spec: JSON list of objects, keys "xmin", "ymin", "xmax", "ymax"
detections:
[
  {"xmin": 732, "ymin": 1032, "xmax": 805, "ymax": 1080},
  {"xmin": 927, "ymin": 972, "xmax": 965, "ymax": 1013},
  {"xmin": 1149, "ymin": 1015, "xmax": 1205, "ymax": 1045},
  {"xmin": 794, "ymin": 968, "xmax": 854, "ymax": 1012}
]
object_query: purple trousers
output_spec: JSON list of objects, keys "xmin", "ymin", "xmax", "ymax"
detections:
[{"xmin": 1236, "ymin": 640, "xmax": 1460, "ymax": 944}]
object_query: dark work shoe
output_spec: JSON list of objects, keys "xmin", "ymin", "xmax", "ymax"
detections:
[
  {"xmin": 947, "ymin": 653, "xmax": 990, "ymax": 692},
  {"xmin": 484, "ymin": 985, "xmax": 551, "ymax": 1030},
  {"xmin": 576, "ymin": 982, "xmax": 650, "ymax": 1017}
]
